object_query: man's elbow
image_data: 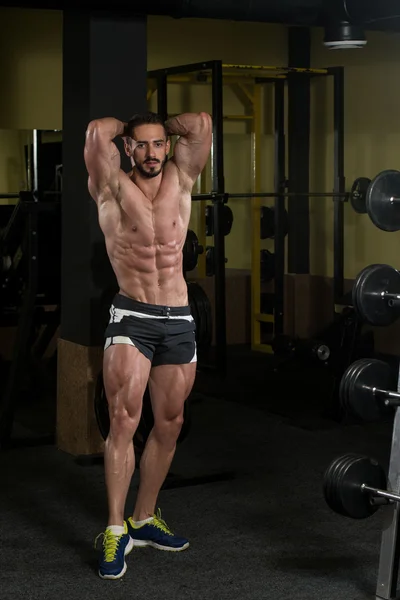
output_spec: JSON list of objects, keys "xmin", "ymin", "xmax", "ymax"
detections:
[
  {"xmin": 86, "ymin": 119, "xmax": 101, "ymax": 138},
  {"xmin": 197, "ymin": 112, "xmax": 212, "ymax": 135}
]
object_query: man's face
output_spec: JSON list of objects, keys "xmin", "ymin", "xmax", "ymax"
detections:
[{"xmin": 127, "ymin": 123, "xmax": 170, "ymax": 179}]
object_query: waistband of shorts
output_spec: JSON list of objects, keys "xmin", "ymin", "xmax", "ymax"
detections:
[{"xmin": 112, "ymin": 293, "xmax": 191, "ymax": 317}]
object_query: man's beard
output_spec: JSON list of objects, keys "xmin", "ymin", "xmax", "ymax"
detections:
[{"xmin": 135, "ymin": 156, "xmax": 168, "ymax": 179}]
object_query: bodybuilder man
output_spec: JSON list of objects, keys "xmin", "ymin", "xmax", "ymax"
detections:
[{"xmin": 84, "ymin": 111, "xmax": 212, "ymax": 579}]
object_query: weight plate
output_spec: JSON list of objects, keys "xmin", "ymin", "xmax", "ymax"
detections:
[
  {"xmin": 183, "ymin": 229, "xmax": 200, "ymax": 272},
  {"xmin": 339, "ymin": 359, "xmax": 368, "ymax": 414},
  {"xmin": 332, "ymin": 453, "xmax": 368, "ymax": 517},
  {"xmin": 349, "ymin": 358, "xmax": 396, "ymax": 422},
  {"xmin": 350, "ymin": 177, "xmax": 371, "ymax": 214},
  {"xmin": 344, "ymin": 358, "xmax": 376, "ymax": 418},
  {"xmin": 352, "ymin": 265, "xmax": 374, "ymax": 317},
  {"xmin": 323, "ymin": 454, "xmax": 358, "ymax": 516},
  {"xmin": 222, "ymin": 205, "xmax": 234, "ymax": 236},
  {"xmin": 355, "ymin": 264, "xmax": 400, "ymax": 326},
  {"xmin": 327, "ymin": 455, "xmax": 352, "ymax": 516},
  {"xmin": 338, "ymin": 455, "xmax": 387, "ymax": 519},
  {"xmin": 352, "ymin": 264, "xmax": 384, "ymax": 321},
  {"xmin": 366, "ymin": 169, "xmax": 400, "ymax": 232},
  {"xmin": 326, "ymin": 454, "xmax": 358, "ymax": 516},
  {"xmin": 260, "ymin": 206, "xmax": 289, "ymax": 240}
]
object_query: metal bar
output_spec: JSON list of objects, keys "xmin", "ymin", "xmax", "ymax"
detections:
[
  {"xmin": 224, "ymin": 115, "xmax": 254, "ymax": 121},
  {"xmin": 274, "ymin": 79, "xmax": 286, "ymax": 338},
  {"xmin": 211, "ymin": 59, "xmax": 226, "ymax": 376},
  {"xmin": 148, "ymin": 60, "xmax": 217, "ymax": 77},
  {"xmin": 362, "ymin": 486, "xmax": 400, "ymax": 504},
  {"xmin": 192, "ymin": 191, "xmax": 349, "ymax": 200},
  {"xmin": 251, "ymin": 83, "xmax": 262, "ymax": 350},
  {"xmin": 222, "ymin": 64, "xmax": 328, "ymax": 74},
  {"xmin": 157, "ymin": 75, "xmax": 168, "ymax": 122},
  {"xmin": 375, "ymin": 363, "xmax": 400, "ymax": 599},
  {"xmin": 32, "ymin": 129, "xmax": 39, "ymax": 193},
  {"xmin": 373, "ymin": 388, "xmax": 400, "ymax": 404},
  {"xmin": 332, "ymin": 67, "xmax": 345, "ymax": 305},
  {"xmin": 0, "ymin": 193, "xmax": 19, "ymax": 199}
]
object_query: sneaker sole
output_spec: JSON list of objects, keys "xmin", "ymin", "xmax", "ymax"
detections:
[
  {"xmin": 98, "ymin": 537, "xmax": 134, "ymax": 579},
  {"xmin": 131, "ymin": 539, "xmax": 189, "ymax": 552}
]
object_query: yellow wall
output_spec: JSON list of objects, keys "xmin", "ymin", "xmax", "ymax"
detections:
[{"xmin": 310, "ymin": 27, "xmax": 400, "ymax": 279}]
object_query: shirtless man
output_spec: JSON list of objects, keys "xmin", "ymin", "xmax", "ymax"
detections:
[{"xmin": 84, "ymin": 110, "xmax": 212, "ymax": 579}]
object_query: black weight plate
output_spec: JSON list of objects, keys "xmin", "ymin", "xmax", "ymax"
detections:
[
  {"xmin": 350, "ymin": 177, "xmax": 370, "ymax": 214},
  {"xmin": 339, "ymin": 359, "xmax": 369, "ymax": 414},
  {"xmin": 260, "ymin": 206, "xmax": 289, "ymax": 240},
  {"xmin": 323, "ymin": 454, "xmax": 358, "ymax": 516},
  {"xmin": 339, "ymin": 361, "xmax": 358, "ymax": 412},
  {"xmin": 323, "ymin": 455, "xmax": 348, "ymax": 512},
  {"xmin": 324, "ymin": 454, "xmax": 358, "ymax": 516},
  {"xmin": 352, "ymin": 264, "xmax": 384, "ymax": 321},
  {"xmin": 356, "ymin": 264, "xmax": 400, "ymax": 326},
  {"xmin": 332, "ymin": 454, "xmax": 365, "ymax": 517},
  {"xmin": 344, "ymin": 358, "xmax": 377, "ymax": 418},
  {"xmin": 366, "ymin": 169, "xmax": 400, "ymax": 232},
  {"xmin": 339, "ymin": 455, "xmax": 387, "ymax": 519},
  {"xmin": 222, "ymin": 205, "xmax": 234, "ymax": 236},
  {"xmin": 350, "ymin": 358, "xmax": 396, "ymax": 422},
  {"xmin": 352, "ymin": 265, "xmax": 374, "ymax": 317},
  {"xmin": 183, "ymin": 229, "xmax": 199, "ymax": 272}
]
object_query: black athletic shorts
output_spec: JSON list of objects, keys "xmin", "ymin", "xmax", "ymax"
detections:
[{"xmin": 104, "ymin": 293, "xmax": 197, "ymax": 366}]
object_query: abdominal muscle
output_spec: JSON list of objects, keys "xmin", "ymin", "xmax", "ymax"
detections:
[{"xmin": 106, "ymin": 229, "xmax": 189, "ymax": 307}]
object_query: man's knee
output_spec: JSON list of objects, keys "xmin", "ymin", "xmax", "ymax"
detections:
[{"xmin": 153, "ymin": 410, "xmax": 185, "ymax": 446}]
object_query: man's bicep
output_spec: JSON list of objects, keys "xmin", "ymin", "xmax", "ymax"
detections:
[
  {"xmin": 84, "ymin": 134, "xmax": 121, "ymax": 194},
  {"xmin": 172, "ymin": 117, "xmax": 212, "ymax": 184}
]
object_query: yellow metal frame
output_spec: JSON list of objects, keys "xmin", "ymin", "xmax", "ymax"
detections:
[{"xmin": 146, "ymin": 63, "xmax": 312, "ymax": 355}]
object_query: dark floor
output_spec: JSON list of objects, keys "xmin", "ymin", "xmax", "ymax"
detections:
[{"xmin": 1, "ymin": 346, "xmax": 398, "ymax": 600}]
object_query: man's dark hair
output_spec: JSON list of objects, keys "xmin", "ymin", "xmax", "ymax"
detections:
[{"xmin": 127, "ymin": 112, "xmax": 168, "ymax": 140}]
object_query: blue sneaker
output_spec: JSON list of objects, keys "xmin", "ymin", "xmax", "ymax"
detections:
[
  {"xmin": 95, "ymin": 521, "xmax": 134, "ymax": 579},
  {"xmin": 127, "ymin": 509, "xmax": 189, "ymax": 552}
]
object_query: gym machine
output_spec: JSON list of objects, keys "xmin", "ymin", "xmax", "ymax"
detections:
[
  {"xmin": 0, "ymin": 131, "xmax": 61, "ymax": 449},
  {"xmin": 323, "ymin": 185, "xmax": 400, "ymax": 599}
]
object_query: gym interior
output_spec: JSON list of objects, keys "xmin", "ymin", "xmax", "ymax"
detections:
[{"xmin": 1, "ymin": 3, "xmax": 400, "ymax": 599}]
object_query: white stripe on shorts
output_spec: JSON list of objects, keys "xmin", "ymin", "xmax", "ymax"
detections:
[{"xmin": 110, "ymin": 306, "xmax": 194, "ymax": 323}]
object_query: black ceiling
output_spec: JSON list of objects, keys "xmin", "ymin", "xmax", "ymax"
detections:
[{"xmin": 0, "ymin": 0, "xmax": 399, "ymax": 32}]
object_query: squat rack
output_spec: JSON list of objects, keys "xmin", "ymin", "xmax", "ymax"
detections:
[{"xmin": 147, "ymin": 61, "xmax": 345, "ymax": 375}]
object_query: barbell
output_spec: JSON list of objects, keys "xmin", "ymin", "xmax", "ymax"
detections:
[
  {"xmin": 352, "ymin": 263, "xmax": 400, "ymax": 326},
  {"xmin": 192, "ymin": 170, "xmax": 400, "ymax": 233},
  {"xmin": 191, "ymin": 174, "xmax": 372, "ymax": 208},
  {"xmin": 323, "ymin": 453, "xmax": 393, "ymax": 520},
  {"xmin": 339, "ymin": 357, "xmax": 397, "ymax": 422}
]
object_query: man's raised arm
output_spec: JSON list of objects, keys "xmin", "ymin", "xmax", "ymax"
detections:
[
  {"xmin": 165, "ymin": 112, "xmax": 212, "ymax": 187},
  {"xmin": 84, "ymin": 117, "xmax": 128, "ymax": 199}
]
